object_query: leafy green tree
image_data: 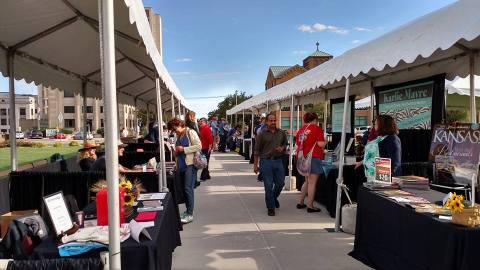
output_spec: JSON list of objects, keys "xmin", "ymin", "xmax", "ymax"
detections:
[{"xmin": 208, "ymin": 91, "xmax": 252, "ymax": 121}]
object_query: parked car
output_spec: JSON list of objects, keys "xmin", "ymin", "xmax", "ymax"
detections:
[
  {"xmin": 52, "ymin": 132, "xmax": 66, "ymax": 139},
  {"xmin": 15, "ymin": 131, "xmax": 25, "ymax": 139},
  {"xmin": 73, "ymin": 131, "xmax": 93, "ymax": 140},
  {"xmin": 29, "ymin": 130, "xmax": 44, "ymax": 139}
]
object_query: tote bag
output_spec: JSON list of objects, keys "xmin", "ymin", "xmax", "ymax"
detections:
[{"xmin": 186, "ymin": 129, "xmax": 208, "ymax": 169}]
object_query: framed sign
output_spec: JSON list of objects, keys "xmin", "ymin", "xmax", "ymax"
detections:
[
  {"xmin": 375, "ymin": 158, "xmax": 392, "ymax": 183},
  {"xmin": 43, "ymin": 191, "xmax": 73, "ymax": 235},
  {"xmin": 429, "ymin": 123, "xmax": 480, "ymax": 185}
]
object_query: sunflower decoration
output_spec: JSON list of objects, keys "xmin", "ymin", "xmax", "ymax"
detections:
[
  {"xmin": 445, "ymin": 193, "xmax": 465, "ymax": 214},
  {"xmin": 90, "ymin": 176, "xmax": 146, "ymax": 209}
]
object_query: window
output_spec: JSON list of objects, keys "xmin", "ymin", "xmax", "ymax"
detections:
[
  {"xmin": 0, "ymin": 109, "xmax": 6, "ymax": 116},
  {"xmin": 82, "ymin": 106, "xmax": 93, "ymax": 113},
  {"xmin": 19, "ymin": 108, "xmax": 26, "ymax": 119},
  {"xmin": 281, "ymin": 106, "xmax": 290, "ymax": 112},
  {"xmin": 355, "ymin": 116, "xmax": 368, "ymax": 127},
  {"xmin": 1, "ymin": 119, "xmax": 7, "ymax": 125},
  {"xmin": 100, "ymin": 106, "xmax": 103, "ymax": 113},
  {"xmin": 101, "ymin": 119, "xmax": 104, "ymax": 128},
  {"xmin": 64, "ymin": 119, "xmax": 75, "ymax": 128},
  {"xmin": 281, "ymin": 118, "xmax": 302, "ymax": 130},
  {"xmin": 31, "ymin": 108, "xmax": 34, "ymax": 115},
  {"xmin": 35, "ymin": 108, "xmax": 38, "ymax": 114},
  {"xmin": 63, "ymin": 91, "xmax": 74, "ymax": 97},
  {"xmin": 1, "ymin": 129, "xmax": 6, "ymax": 133},
  {"xmin": 64, "ymin": 106, "xmax": 75, "ymax": 113}
]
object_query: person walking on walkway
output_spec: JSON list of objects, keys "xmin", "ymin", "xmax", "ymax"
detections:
[
  {"xmin": 296, "ymin": 112, "xmax": 325, "ymax": 213},
  {"xmin": 168, "ymin": 118, "xmax": 202, "ymax": 224},
  {"xmin": 210, "ymin": 116, "xmax": 219, "ymax": 151},
  {"xmin": 253, "ymin": 113, "xmax": 288, "ymax": 216},
  {"xmin": 218, "ymin": 118, "xmax": 228, "ymax": 152},
  {"xmin": 199, "ymin": 117, "xmax": 213, "ymax": 181}
]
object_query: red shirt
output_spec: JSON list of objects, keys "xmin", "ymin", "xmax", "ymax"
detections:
[
  {"xmin": 199, "ymin": 124, "xmax": 214, "ymax": 150},
  {"xmin": 296, "ymin": 124, "xmax": 325, "ymax": 159}
]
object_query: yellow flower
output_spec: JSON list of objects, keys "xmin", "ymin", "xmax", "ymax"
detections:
[
  {"xmin": 120, "ymin": 179, "xmax": 132, "ymax": 190},
  {"xmin": 124, "ymin": 193, "xmax": 134, "ymax": 207}
]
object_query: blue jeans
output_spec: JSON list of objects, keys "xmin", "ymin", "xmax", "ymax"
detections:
[
  {"xmin": 184, "ymin": 165, "xmax": 197, "ymax": 215},
  {"xmin": 260, "ymin": 159, "xmax": 285, "ymax": 209}
]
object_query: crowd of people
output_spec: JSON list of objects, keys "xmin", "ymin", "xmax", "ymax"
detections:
[{"xmin": 76, "ymin": 108, "xmax": 402, "ymax": 222}]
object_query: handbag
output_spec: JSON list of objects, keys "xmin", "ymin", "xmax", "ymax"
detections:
[
  {"xmin": 296, "ymin": 124, "xmax": 316, "ymax": 177},
  {"xmin": 186, "ymin": 129, "xmax": 208, "ymax": 169}
]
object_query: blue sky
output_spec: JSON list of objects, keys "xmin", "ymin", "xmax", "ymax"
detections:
[{"xmin": 0, "ymin": 0, "xmax": 456, "ymax": 117}]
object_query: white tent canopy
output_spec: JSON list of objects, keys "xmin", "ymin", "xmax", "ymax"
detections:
[
  {"xmin": 0, "ymin": 0, "xmax": 190, "ymax": 111},
  {"xmin": 228, "ymin": 0, "xmax": 480, "ymax": 115},
  {"xmin": 446, "ymin": 75, "xmax": 480, "ymax": 96}
]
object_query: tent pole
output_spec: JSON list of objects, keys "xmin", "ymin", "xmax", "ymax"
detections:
[
  {"xmin": 146, "ymin": 103, "xmax": 150, "ymax": 129},
  {"xmin": 178, "ymin": 101, "xmax": 181, "ymax": 119},
  {"xmin": 242, "ymin": 109, "xmax": 245, "ymax": 153},
  {"xmin": 7, "ymin": 51, "xmax": 17, "ymax": 172},
  {"xmin": 470, "ymin": 54, "xmax": 476, "ymax": 124},
  {"xmin": 82, "ymin": 81, "xmax": 88, "ymax": 145},
  {"xmin": 323, "ymin": 91, "xmax": 328, "ymax": 132},
  {"xmin": 156, "ymin": 74, "xmax": 168, "ymax": 192},
  {"xmin": 266, "ymin": 101, "xmax": 269, "ymax": 113},
  {"xmin": 334, "ymin": 78, "xmax": 351, "ymax": 232},
  {"xmin": 171, "ymin": 94, "xmax": 175, "ymax": 118},
  {"xmin": 296, "ymin": 100, "xmax": 300, "ymax": 132},
  {"xmin": 370, "ymin": 80, "xmax": 375, "ymax": 123},
  {"xmin": 100, "ymin": 0, "xmax": 121, "ymax": 268},
  {"xmin": 251, "ymin": 110, "xmax": 254, "ymax": 157},
  {"xmin": 289, "ymin": 95, "xmax": 295, "ymax": 186}
]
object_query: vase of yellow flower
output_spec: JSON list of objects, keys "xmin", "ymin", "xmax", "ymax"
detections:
[
  {"xmin": 445, "ymin": 193, "xmax": 480, "ymax": 227},
  {"xmin": 90, "ymin": 176, "xmax": 146, "ymax": 220}
]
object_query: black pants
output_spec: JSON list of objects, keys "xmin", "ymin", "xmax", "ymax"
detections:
[
  {"xmin": 200, "ymin": 149, "xmax": 211, "ymax": 180},
  {"xmin": 219, "ymin": 134, "xmax": 227, "ymax": 152}
]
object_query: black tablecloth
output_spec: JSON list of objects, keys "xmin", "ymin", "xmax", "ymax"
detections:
[
  {"xmin": 32, "ymin": 193, "xmax": 181, "ymax": 270},
  {"xmin": 350, "ymin": 187, "xmax": 480, "ymax": 270},
  {"xmin": 9, "ymin": 171, "xmax": 183, "ymax": 223}
]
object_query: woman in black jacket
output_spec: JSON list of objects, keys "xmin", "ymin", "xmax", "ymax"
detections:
[{"xmin": 377, "ymin": 115, "xmax": 402, "ymax": 176}]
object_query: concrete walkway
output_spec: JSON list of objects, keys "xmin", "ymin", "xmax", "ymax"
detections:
[{"xmin": 172, "ymin": 152, "xmax": 371, "ymax": 270}]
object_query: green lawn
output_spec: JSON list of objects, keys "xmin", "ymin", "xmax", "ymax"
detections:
[{"xmin": 0, "ymin": 145, "xmax": 81, "ymax": 172}]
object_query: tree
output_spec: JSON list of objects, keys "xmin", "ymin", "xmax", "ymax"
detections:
[{"xmin": 208, "ymin": 91, "xmax": 252, "ymax": 121}]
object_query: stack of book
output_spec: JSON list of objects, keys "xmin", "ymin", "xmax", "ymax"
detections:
[{"xmin": 393, "ymin": 175, "xmax": 430, "ymax": 190}]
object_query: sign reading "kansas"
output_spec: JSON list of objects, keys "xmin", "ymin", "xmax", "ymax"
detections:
[{"xmin": 379, "ymin": 81, "xmax": 433, "ymax": 130}]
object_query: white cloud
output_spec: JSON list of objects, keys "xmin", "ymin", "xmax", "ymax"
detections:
[
  {"xmin": 293, "ymin": 50, "xmax": 308, "ymax": 55},
  {"xmin": 312, "ymin": 23, "xmax": 327, "ymax": 32},
  {"xmin": 175, "ymin": 58, "xmax": 192, "ymax": 62},
  {"xmin": 352, "ymin": 40, "xmax": 361, "ymax": 44},
  {"xmin": 298, "ymin": 23, "xmax": 348, "ymax": 34},
  {"xmin": 354, "ymin": 27, "xmax": 372, "ymax": 32},
  {"xmin": 298, "ymin": 24, "xmax": 313, "ymax": 33}
]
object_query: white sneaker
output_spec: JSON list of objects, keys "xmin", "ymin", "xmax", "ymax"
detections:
[{"xmin": 181, "ymin": 213, "xmax": 194, "ymax": 224}]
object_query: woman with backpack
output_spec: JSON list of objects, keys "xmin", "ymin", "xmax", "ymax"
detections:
[
  {"xmin": 295, "ymin": 112, "xmax": 326, "ymax": 213},
  {"xmin": 167, "ymin": 118, "xmax": 202, "ymax": 224}
]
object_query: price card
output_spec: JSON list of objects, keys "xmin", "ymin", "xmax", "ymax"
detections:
[{"xmin": 375, "ymin": 157, "xmax": 392, "ymax": 183}]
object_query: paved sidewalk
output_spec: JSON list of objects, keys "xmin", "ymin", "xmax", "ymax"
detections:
[{"xmin": 172, "ymin": 152, "xmax": 370, "ymax": 270}]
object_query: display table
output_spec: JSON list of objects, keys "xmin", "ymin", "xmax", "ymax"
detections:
[
  {"xmin": 350, "ymin": 187, "xmax": 479, "ymax": 270},
  {"xmin": 32, "ymin": 193, "xmax": 181, "ymax": 270}
]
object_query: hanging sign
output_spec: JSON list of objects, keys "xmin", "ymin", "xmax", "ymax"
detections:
[
  {"xmin": 375, "ymin": 157, "xmax": 392, "ymax": 183},
  {"xmin": 378, "ymin": 81, "xmax": 433, "ymax": 129}
]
